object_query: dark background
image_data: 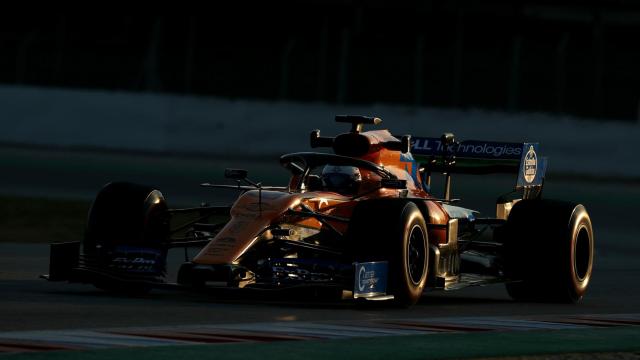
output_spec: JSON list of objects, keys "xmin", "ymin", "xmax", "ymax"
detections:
[{"xmin": 1, "ymin": 1, "xmax": 639, "ymax": 121}]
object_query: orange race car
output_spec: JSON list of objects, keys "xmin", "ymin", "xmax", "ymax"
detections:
[{"xmin": 44, "ymin": 115, "xmax": 595, "ymax": 307}]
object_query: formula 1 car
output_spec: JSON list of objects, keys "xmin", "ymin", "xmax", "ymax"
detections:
[{"xmin": 44, "ymin": 115, "xmax": 594, "ymax": 307}]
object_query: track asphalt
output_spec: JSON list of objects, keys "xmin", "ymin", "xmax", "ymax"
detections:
[{"xmin": 0, "ymin": 147, "xmax": 639, "ymax": 358}]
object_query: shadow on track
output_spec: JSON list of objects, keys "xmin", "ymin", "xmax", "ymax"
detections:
[{"xmin": 40, "ymin": 281, "xmax": 515, "ymax": 311}]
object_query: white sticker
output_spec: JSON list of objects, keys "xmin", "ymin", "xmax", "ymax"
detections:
[{"xmin": 523, "ymin": 145, "xmax": 537, "ymax": 183}]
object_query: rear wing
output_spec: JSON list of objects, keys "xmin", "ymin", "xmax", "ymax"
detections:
[{"xmin": 409, "ymin": 136, "xmax": 547, "ymax": 192}]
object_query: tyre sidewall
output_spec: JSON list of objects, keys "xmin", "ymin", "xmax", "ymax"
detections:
[
  {"xmin": 567, "ymin": 205, "xmax": 594, "ymax": 301},
  {"xmin": 389, "ymin": 203, "xmax": 429, "ymax": 307},
  {"xmin": 348, "ymin": 200, "xmax": 429, "ymax": 307}
]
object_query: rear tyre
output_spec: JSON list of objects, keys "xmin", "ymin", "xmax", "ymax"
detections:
[
  {"xmin": 84, "ymin": 182, "xmax": 170, "ymax": 294},
  {"xmin": 503, "ymin": 199, "xmax": 594, "ymax": 303},
  {"xmin": 348, "ymin": 200, "xmax": 429, "ymax": 307}
]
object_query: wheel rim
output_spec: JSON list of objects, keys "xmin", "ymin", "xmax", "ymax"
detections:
[
  {"xmin": 407, "ymin": 224, "xmax": 426, "ymax": 285},
  {"xmin": 574, "ymin": 225, "xmax": 591, "ymax": 281}
]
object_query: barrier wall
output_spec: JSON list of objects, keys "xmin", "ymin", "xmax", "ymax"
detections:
[{"xmin": 0, "ymin": 85, "xmax": 637, "ymax": 178}]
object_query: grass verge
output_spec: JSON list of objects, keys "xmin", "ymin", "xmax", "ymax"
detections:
[{"xmin": 0, "ymin": 195, "xmax": 90, "ymax": 243}]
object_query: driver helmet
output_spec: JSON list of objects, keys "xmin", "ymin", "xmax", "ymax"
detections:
[{"xmin": 321, "ymin": 165, "xmax": 362, "ymax": 195}]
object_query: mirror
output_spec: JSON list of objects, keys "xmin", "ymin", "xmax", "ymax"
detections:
[
  {"xmin": 380, "ymin": 178, "xmax": 407, "ymax": 189},
  {"xmin": 400, "ymin": 135, "xmax": 411, "ymax": 153},
  {"xmin": 310, "ymin": 129, "xmax": 334, "ymax": 148},
  {"xmin": 441, "ymin": 132, "xmax": 456, "ymax": 146}
]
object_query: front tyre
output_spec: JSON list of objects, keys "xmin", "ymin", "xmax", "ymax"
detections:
[
  {"xmin": 84, "ymin": 182, "xmax": 170, "ymax": 294},
  {"xmin": 349, "ymin": 200, "xmax": 429, "ymax": 307},
  {"xmin": 398, "ymin": 208, "xmax": 429, "ymax": 306}
]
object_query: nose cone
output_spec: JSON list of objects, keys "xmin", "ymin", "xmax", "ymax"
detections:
[
  {"xmin": 193, "ymin": 190, "xmax": 302, "ymax": 265},
  {"xmin": 231, "ymin": 190, "xmax": 302, "ymax": 217}
]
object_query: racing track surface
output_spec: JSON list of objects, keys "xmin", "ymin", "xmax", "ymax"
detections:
[{"xmin": 0, "ymin": 146, "xmax": 639, "ymax": 352}]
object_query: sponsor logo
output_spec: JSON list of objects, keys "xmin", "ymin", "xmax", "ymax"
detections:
[
  {"xmin": 108, "ymin": 256, "xmax": 158, "ymax": 272},
  {"xmin": 399, "ymin": 152, "xmax": 418, "ymax": 184},
  {"xmin": 235, "ymin": 212, "xmax": 263, "ymax": 219},
  {"xmin": 523, "ymin": 145, "xmax": 537, "ymax": 183},
  {"xmin": 308, "ymin": 198, "xmax": 329, "ymax": 208},
  {"xmin": 227, "ymin": 221, "xmax": 249, "ymax": 235},
  {"xmin": 111, "ymin": 257, "xmax": 156, "ymax": 265},
  {"xmin": 411, "ymin": 138, "xmax": 522, "ymax": 158},
  {"xmin": 353, "ymin": 262, "xmax": 388, "ymax": 297},
  {"xmin": 271, "ymin": 265, "xmax": 333, "ymax": 282},
  {"xmin": 206, "ymin": 237, "xmax": 237, "ymax": 253},
  {"xmin": 357, "ymin": 266, "xmax": 378, "ymax": 292},
  {"xmin": 216, "ymin": 237, "xmax": 236, "ymax": 244}
]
